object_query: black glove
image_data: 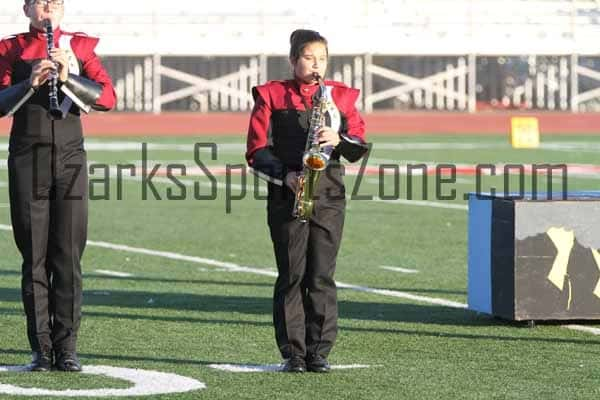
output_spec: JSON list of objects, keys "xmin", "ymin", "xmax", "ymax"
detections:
[{"xmin": 336, "ymin": 134, "xmax": 369, "ymax": 162}]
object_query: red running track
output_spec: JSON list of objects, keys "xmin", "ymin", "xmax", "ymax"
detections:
[{"xmin": 1, "ymin": 111, "xmax": 599, "ymax": 136}]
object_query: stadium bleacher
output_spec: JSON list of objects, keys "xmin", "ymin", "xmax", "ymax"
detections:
[
  {"xmin": 1, "ymin": 0, "xmax": 599, "ymax": 112},
  {"xmin": 1, "ymin": 0, "xmax": 599, "ymax": 55}
]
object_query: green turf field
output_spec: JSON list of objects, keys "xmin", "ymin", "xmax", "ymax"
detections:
[{"xmin": 1, "ymin": 134, "xmax": 600, "ymax": 399}]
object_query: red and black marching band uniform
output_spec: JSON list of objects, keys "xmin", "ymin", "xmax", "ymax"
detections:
[
  {"xmin": 0, "ymin": 25, "xmax": 115, "ymax": 366},
  {"xmin": 246, "ymin": 79, "xmax": 367, "ymax": 366}
]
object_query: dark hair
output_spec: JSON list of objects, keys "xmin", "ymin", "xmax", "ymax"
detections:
[{"xmin": 289, "ymin": 29, "xmax": 328, "ymax": 62}]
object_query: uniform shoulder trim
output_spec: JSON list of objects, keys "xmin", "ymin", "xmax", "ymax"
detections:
[
  {"xmin": 252, "ymin": 85, "xmax": 270, "ymax": 103},
  {"xmin": 260, "ymin": 80, "xmax": 287, "ymax": 88},
  {"xmin": 61, "ymin": 30, "xmax": 92, "ymax": 37},
  {"xmin": 69, "ymin": 34, "xmax": 100, "ymax": 58},
  {"xmin": 1, "ymin": 31, "xmax": 29, "ymax": 39},
  {"xmin": 0, "ymin": 34, "xmax": 23, "ymax": 59},
  {"xmin": 252, "ymin": 80, "xmax": 289, "ymax": 103},
  {"xmin": 62, "ymin": 30, "xmax": 100, "ymax": 45},
  {"xmin": 0, "ymin": 33, "xmax": 26, "ymax": 45}
]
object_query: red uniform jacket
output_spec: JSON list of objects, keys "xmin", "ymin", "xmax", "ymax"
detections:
[
  {"xmin": 246, "ymin": 79, "xmax": 367, "ymax": 182},
  {"xmin": 0, "ymin": 25, "xmax": 116, "ymax": 152}
]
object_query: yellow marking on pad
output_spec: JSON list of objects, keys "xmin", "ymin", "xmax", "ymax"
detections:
[
  {"xmin": 546, "ymin": 227, "xmax": 575, "ymax": 291},
  {"xmin": 591, "ymin": 249, "xmax": 600, "ymax": 298}
]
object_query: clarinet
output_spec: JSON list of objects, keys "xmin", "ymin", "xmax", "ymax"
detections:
[{"xmin": 44, "ymin": 19, "xmax": 63, "ymax": 119}]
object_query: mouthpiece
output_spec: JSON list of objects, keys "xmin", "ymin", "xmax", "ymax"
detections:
[{"xmin": 312, "ymin": 72, "xmax": 323, "ymax": 85}]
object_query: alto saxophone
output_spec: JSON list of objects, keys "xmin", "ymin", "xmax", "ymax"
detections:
[{"xmin": 292, "ymin": 73, "xmax": 333, "ymax": 222}]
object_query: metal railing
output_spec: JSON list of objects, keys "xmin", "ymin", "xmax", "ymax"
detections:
[{"xmin": 101, "ymin": 54, "xmax": 600, "ymax": 113}]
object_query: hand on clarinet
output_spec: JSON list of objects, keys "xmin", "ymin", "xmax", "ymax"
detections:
[
  {"xmin": 49, "ymin": 48, "xmax": 70, "ymax": 82},
  {"xmin": 29, "ymin": 59, "xmax": 57, "ymax": 88}
]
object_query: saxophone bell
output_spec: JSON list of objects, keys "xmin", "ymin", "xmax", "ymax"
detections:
[{"xmin": 302, "ymin": 149, "xmax": 328, "ymax": 171}]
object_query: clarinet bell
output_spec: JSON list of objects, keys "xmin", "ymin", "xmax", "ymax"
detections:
[{"xmin": 48, "ymin": 102, "xmax": 63, "ymax": 120}]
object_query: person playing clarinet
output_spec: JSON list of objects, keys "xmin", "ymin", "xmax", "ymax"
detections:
[{"xmin": 0, "ymin": 0, "xmax": 116, "ymax": 372}]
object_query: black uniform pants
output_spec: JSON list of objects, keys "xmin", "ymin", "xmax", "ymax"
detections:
[
  {"xmin": 8, "ymin": 143, "xmax": 87, "ymax": 353},
  {"xmin": 267, "ymin": 165, "xmax": 345, "ymax": 359}
]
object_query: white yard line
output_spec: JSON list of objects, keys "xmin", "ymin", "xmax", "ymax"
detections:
[
  {"xmin": 1, "ymin": 223, "xmax": 598, "ymax": 336},
  {"xmin": 0, "ymin": 204, "xmax": 9, "ymax": 208},
  {"xmin": 126, "ymin": 160, "xmax": 199, "ymax": 166},
  {"xmin": 93, "ymin": 269, "xmax": 134, "ymax": 278},
  {"xmin": 368, "ymin": 158, "xmax": 429, "ymax": 165},
  {"xmin": 80, "ymin": 141, "xmax": 495, "ymax": 152},
  {"xmin": 207, "ymin": 363, "xmax": 372, "ymax": 373},
  {"xmin": 562, "ymin": 325, "xmax": 600, "ymax": 335},
  {"xmin": 87, "ymin": 240, "xmax": 468, "ymax": 308},
  {"xmin": 380, "ymin": 266, "xmax": 419, "ymax": 274},
  {"xmin": 455, "ymin": 178, "xmax": 475, "ymax": 184},
  {"xmin": 86, "ymin": 239, "xmax": 277, "ymax": 277},
  {"xmin": 374, "ymin": 143, "xmax": 506, "ymax": 150},
  {"xmin": 0, "ymin": 223, "xmax": 463, "ymax": 309},
  {"xmin": 374, "ymin": 142, "xmax": 600, "ymax": 152},
  {"xmin": 82, "ymin": 141, "xmax": 245, "ymax": 152},
  {"xmin": 335, "ymin": 282, "xmax": 466, "ymax": 308},
  {"xmin": 372, "ymin": 197, "xmax": 468, "ymax": 211},
  {"xmin": 540, "ymin": 142, "xmax": 600, "ymax": 152},
  {"xmin": 0, "ymin": 365, "xmax": 205, "ymax": 396}
]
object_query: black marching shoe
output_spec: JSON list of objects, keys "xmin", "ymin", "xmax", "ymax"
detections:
[
  {"xmin": 29, "ymin": 351, "xmax": 53, "ymax": 372},
  {"xmin": 306, "ymin": 354, "xmax": 331, "ymax": 373},
  {"xmin": 54, "ymin": 350, "xmax": 82, "ymax": 372},
  {"xmin": 281, "ymin": 356, "xmax": 306, "ymax": 373}
]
